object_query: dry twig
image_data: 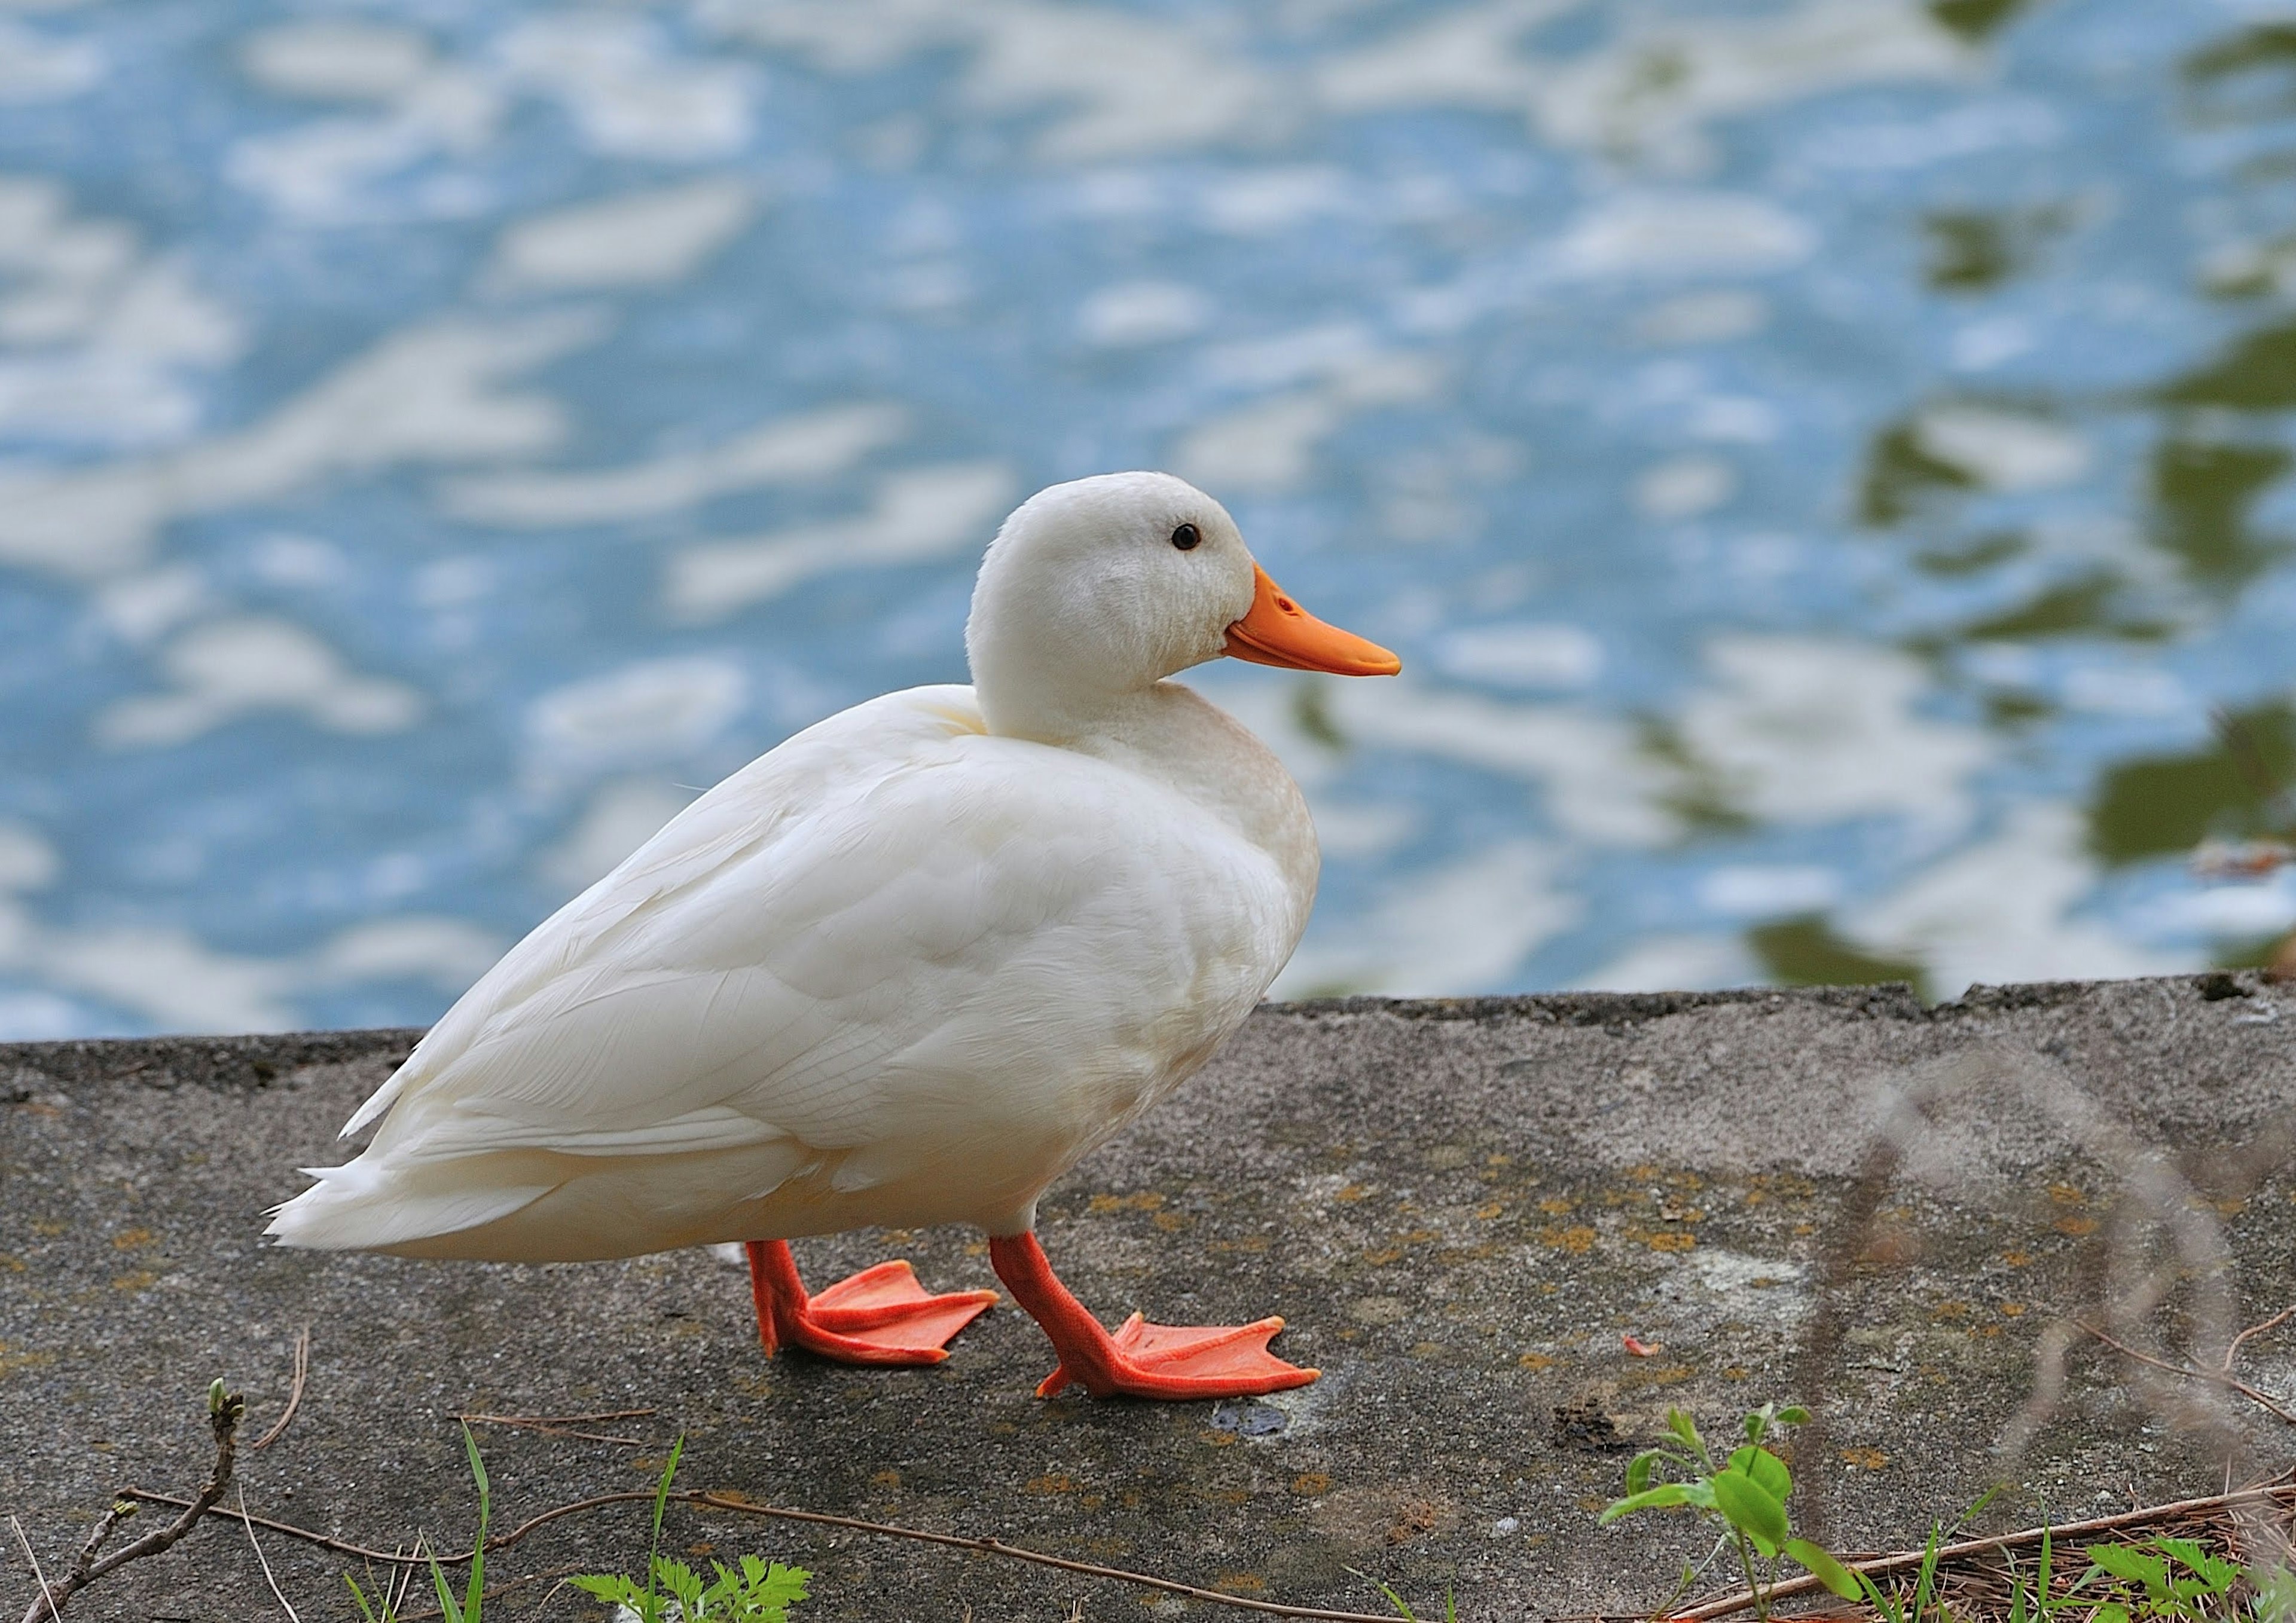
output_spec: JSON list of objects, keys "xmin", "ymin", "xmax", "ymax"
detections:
[
  {"xmin": 453, "ymin": 1407, "xmax": 654, "ymax": 1447},
  {"xmin": 236, "ymin": 1485, "xmax": 302, "ymax": 1623},
  {"xmin": 252, "ymin": 1327, "xmax": 310, "ymax": 1451},
  {"xmin": 252, "ymin": 1331, "xmax": 310, "ymax": 1450},
  {"xmin": 2074, "ymin": 1313, "xmax": 2296, "ymax": 1429},
  {"xmin": 16, "ymin": 1384, "xmax": 245, "ymax": 1623}
]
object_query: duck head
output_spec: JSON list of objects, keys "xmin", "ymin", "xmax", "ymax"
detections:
[{"xmin": 967, "ymin": 471, "xmax": 1400, "ymax": 741}]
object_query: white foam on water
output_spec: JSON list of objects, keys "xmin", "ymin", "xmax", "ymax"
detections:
[
  {"xmin": 0, "ymin": 15, "xmax": 100, "ymax": 102},
  {"xmin": 1305, "ymin": 800, "xmax": 1418, "ymax": 861},
  {"xmin": 227, "ymin": 32, "xmax": 500, "ymax": 219},
  {"xmin": 1533, "ymin": 0, "xmax": 1968, "ymax": 166},
  {"xmin": 2060, "ymin": 663, "xmax": 2187, "ymax": 718},
  {"xmin": 1634, "ymin": 290, "xmax": 1770, "ymax": 346},
  {"xmin": 91, "ymin": 564, "xmax": 211, "ymax": 647},
  {"xmin": 1679, "ymin": 636, "xmax": 1992, "ymax": 836},
  {"xmin": 438, "ymin": 403, "xmax": 905, "ymax": 527},
  {"xmin": 240, "ymin": 19, "xmax": 437, "ymax": 102},
  {"xmin": 1635, "ymin": 453, "xmax": 1738, "ymax": 520},
  {"xmin": 315, "ymin": 917, "xmax": 505, "ymax": 989},
  {"xmin": 1555, "ymin": 193, "xmax": 1817, "ymax": 279},
  {"xmin": 0, "ymin": 989, "xmax": 91, "ymax": 1042},
  {"xmin": 702, "ymin": 0, "xmax": 1268, "ymax": 162},
  {"xmin": 539, "ymin": 777, "xmax": 699, "ymax": 891},
  {"xmin": 27, "ymin": 924, "xmax": 300, "ymax": 1033},
  {"xmin": 1318, "ymin": 0, "xmax": 1965, "ymax": 169},
  {"xmin": 1697, "ymin": 865, "xmax": 1843, "ymax": 917},
  {"xmin": 1075, "ymin": 280, "xmax": 1210, "ymax": 348},
  {"xmin": 0, "ymin": 180, "xmax": 242, "ymax": 449},
  {"xmin": 526, "ymin": 656, "xmax": 748, "ymax": 771},
  {"xmin": 96, "ymin": 615, "xmax": 423, "ymax": 747},
  {"xmin": 1332, "ymin": 679, "xmax": 1683, "ymax": 848},
  {"xmin": 1433, "ymin": 622, "xmax": 1603, "ymax": 691},
  {"xmin": 0, "ymin": 822, "xmax": 57, "ymax": 891},
  {"xmin": 1172, "ymin": 352, "xmax": 1442, "ymax": 494},
  {"xmin": 1576, "ymin": 933, "xmax": 1758, "ymax": 993},
  {"xmin": 0, "ymin": 309, "xmax": 604, "ymax": 578},
  {"xmin": 1274, "ymin": 840, "xmax": 1580, "ymax": 998},
  {"xmin": 1913, "ymin": 404, "xmax": 2091, "ymax": 492},
  {"xmin": 1847, "ymin": 803, "xmax": 2182, "ymax": 998},
  {"xmin": 496, "ymin": 13, "xmax": 755, "ymax": 161},
  {"xmin": 1315, "ymin": 1, "xmax": 1580, "ymax": 115},
  {"xmin": 2142, "ymin": 873, "xmax": 2296, "ymax": 942},
  {"xmin": 1198, "ymin": 167, "xmax": 1354, "ymax": 236},
  {"xmin": 665, "ymin": 461, "xmax": 1016, "ymax": 621},
  {"xmin": 483, "ymin": 178, "xmax": 759, "ymax": 294}
]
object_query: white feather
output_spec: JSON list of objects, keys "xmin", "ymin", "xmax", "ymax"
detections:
[{"xmin": 268, "ymin": 473, "xmax": 1336, "ymax": 1262}]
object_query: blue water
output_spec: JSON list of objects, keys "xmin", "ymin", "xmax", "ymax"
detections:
[{"xmin": 4, "ymin": 0, "xmax": 2295, "ymax": 1037}]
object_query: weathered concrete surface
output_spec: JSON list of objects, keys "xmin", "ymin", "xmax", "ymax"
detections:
[{"xmin": 6, "ymin": 977, "xmax": 2296, "ymax": 1621}]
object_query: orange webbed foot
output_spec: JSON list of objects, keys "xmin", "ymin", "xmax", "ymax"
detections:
[
  {"xmin": 748, "ymin": 1243, "xmax": 997, "ymax": 1367},
  {"xmin": 1035, "ymin": 1311, "xmax": 1320, "ymax": 1399},
  {"xmin": 988, "ymin": 1231, "xmax": 1320, "ymax": 1401}
]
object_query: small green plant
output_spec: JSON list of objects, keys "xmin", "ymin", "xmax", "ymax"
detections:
[
  {"xmin": 1598, "ymin": 1402, "xmax": 1858, "ymax": 1621},
  {"xmin": 346, "ymin": 1423, "xmax": 491, "ymax": 1623},
  {"xmin": 1345, "ymin": 1565, "xmax": 1456, "ymax": 1623},
  {"xmin": 570, "ymin": 1436, "xmax": 810, "ymax": 1623},
  {"xmin": 2075, "ymin": 1533, "xmax": 2243, "ymax": 1621}
]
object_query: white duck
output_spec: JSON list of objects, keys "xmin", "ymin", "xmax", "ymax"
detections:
[{"xmin": 268, "ymin": 472, "xmax": 1399, "ymax": 1400}]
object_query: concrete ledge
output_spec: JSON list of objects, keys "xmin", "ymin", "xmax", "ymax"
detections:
[{"xmin": 6, "ymin": 976, "xmax": 2295, "ymax": 1619}]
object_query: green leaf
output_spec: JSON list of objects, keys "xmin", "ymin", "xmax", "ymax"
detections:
[
  {"xmin": 428, "ymin": 1546, "xmax": 464, "ymax": 1623},
  {"xmin": 2154, "ymin": 1535, "xmax": 2238, "ymax": 1591},
  {"xmin": 1774, "ymin": 1405, "xmax": 1810, "ymax": 1426},
  {"xmin": 2084, "ymin": 1543, "xmax": 2165, "ymax": 1587},
  {"xmin": 750, "ymin": 1560, "xmax": 810, "ymax": 1610},
  {"xmin": 1597, "ymin": 1483, "xmax": 1691, "ymax": 1523},
  {"xmin": 1625, "ymin": 1448, "xmax": 1668, "ymax": 1496},
  {"xmin": 1742, "ymin": 1405, "xmax": 1769, "ymax": 1445},
  {"xmin": 1710, "ymin": 1468, "xmax": 1788, "ymax": 1557},
  {"xmin": 569, "ymin": 1575, "xmax": 643, "ymax": 1604},
  {"xmin": 1665, "ymin": 1408, "xmax": 1705, "ymax": 1459},
  {"xmin": 1783, "ymin": 1539, "xmax": 1860, "ymax": 1601},
  {"xmin": 1727, "ymin": 1444, "xmax": 1792, "ymax": 1503},
  {"xmin": 344, "ymin": 1573, "xmax": 384, "ymax": 1623},
  {"xmin": 459, "ymin": 1426, "xmax": 489, "ymax": 1623}
]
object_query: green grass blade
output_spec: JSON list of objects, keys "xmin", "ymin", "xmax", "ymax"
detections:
[
  {"xmin": 460, "ymin": 1425, "xmax": 489, "ymax": 1622},
  {"xmin": 644, "ymin": 1434, "xmax": 687, "ymax": 1615}
]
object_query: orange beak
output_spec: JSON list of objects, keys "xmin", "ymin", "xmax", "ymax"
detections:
[{"xmin": 1224, "ymin": 566, "xmax": 1402, "ymax": 677}]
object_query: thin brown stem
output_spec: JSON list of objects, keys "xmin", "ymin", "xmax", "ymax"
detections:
[
  {"xmin": 2074, "ymin": 1318, "xmax": 2296, "ymax": 1428},
  {"xmin": 7, "ymin": 1518, "xmax": 57, "ymax": 1623},
  {"xmin": 2223, "ymin": 1303, "xmax": 2296, "ymax": 1374},
  {"xmin": 454, "ymin": 1408, "xmax": 654, "ymax": 1446},
  {"xmin": 252, "ymin": 1328, "xmax": 309, "ymax": 1451},
  {"xmin": 16, "ymin": 1387, "xmax": 245, "ymax": 1623},
  {"xmin": 236, "ymin": 1485, "xmax": 302, "ymax": 1623}
]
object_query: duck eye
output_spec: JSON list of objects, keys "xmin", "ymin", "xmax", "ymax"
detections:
[{"xmin": 1171, "ymin": 523, "xmax": 1201, "ymax": 551}]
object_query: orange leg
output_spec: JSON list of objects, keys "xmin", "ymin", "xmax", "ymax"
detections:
[
  {"xmin": 745, "ymin": 1239, "xmax": 996, "ymax": 1367},
  {"xmin": 988, "ymin": 1231, "xmax": 1319, "ymax": 1400}
]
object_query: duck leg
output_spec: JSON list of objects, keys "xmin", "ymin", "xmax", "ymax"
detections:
[
  {"xmin": 745, "ymin": 1239, "xmax": 997, "ymax": 1366},
  {"xmin": 988, "ymin": 1231, "xmax": 1319, "ymax": 1399}
]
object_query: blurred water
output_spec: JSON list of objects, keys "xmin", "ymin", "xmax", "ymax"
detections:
[{"xmin": 4, "ymin": 0, "xmax": 2296, "ymax": 1036}]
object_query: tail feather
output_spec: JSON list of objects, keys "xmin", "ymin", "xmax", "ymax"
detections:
[{"xmin": 265, "ymin": 1159, "xmax": 553, "ymax": 1251}]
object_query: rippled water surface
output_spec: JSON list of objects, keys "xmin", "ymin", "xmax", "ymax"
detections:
[{"xmin": 5, "ymin": 0, "xmax": 2296, "ymax": 1035}]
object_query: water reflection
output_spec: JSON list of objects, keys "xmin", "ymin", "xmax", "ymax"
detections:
[{"xmin": 1, "ymin": 0, "xmax": 2295, "ymax": 1032}]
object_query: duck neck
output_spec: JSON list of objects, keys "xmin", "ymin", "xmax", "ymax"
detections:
[{"xmin": 970, "ymin": 636, "xmax": 1148, "ymax": 746}]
